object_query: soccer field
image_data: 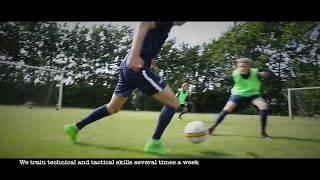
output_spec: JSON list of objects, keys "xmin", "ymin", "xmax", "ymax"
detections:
[{"xmin": 1, "ymin": 105, "xmax": 320, "ymax": 158}]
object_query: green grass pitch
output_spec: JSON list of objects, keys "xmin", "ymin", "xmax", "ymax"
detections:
[{"xmin": 1, "ymin": 105, "xmax": 320, "ymax": 158}]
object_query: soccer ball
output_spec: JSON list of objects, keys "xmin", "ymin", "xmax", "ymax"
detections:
[{"xmin": 184, "ymin": 121, "xmax": 208, "ymax": 144}]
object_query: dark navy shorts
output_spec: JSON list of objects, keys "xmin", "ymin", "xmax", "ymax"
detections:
[
  {"xmin": 178, "ymin": 104, "xmax": 192, "ymax": 112},
  {"xmin": 228, "ymin": 95, "xmax": 261, "ymax": 104},
  {"xmin": 114, "ymin": 67, "xmax": 167, "ymax": 97}
]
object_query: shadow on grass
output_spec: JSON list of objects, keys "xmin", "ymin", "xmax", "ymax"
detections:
[
  {"xmin": 245, "ymin": 152, "xmax": 260, "ymax": 158},
  {"xmin": 271, "ymin": 136, "xmax": 320, "ymax": 143},
  {"xmin": 75, "ymin": 142, "xmax": 233, "ymax": 158},
  {"xmin": 75, "ymin": 142, "xmax": 143, "ymax": 154},
  {"xmin": 198, "ymin": 151, "xmax": 234, "ymax": 158},
  {"xmin": 212, "ymin": 134, "xmax": 320, "ymax": 143},
  {"xmin": 176, "ymin": 118, "xmax": 213, "ymax": 123},
  {"xmin": 212, "ymin": 134, "xmax": 261, "ymax": 139}
]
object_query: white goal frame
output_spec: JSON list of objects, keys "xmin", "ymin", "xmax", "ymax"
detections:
[
  {"xmin": 288, "ymin": 87, "xmax": 320, "ymax": 119},
  {"xmin": 0, "ymin": 61, "xmax": 66, "ymax": 110}
]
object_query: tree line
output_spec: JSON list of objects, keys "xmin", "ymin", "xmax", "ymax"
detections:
[{"xmin": 0, "ymin": 22, "xmax": 319, "ymax": 115}]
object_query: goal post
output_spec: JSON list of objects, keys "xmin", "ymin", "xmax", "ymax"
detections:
[
  {"xmin": 0, "ymin": 60, "xmax": 66, "ymax": 110},
  {"xmin": 288, "ymin": 87, "xmax": 320, "ymax": 119}
]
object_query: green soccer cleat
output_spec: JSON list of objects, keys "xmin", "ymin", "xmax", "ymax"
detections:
[
  {"xmin": 64, "ymin": 124, "xmax": 79, "ymax": 143},
  {"xmin": 144, "ymin": 139, "xmax": 170, "ymax": 155}
]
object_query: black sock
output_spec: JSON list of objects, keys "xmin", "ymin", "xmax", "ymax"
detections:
[
  {"xmin": 211, "ymin": 110, "xmax": 229, "ymax": 129},
  {"xmin": 260, "ymin": 110, "xmax": 268, "ymax": 134},
  {"xmin": 76, "ymin": 105, "xmax": 110, "ymax": 130},
  {"xmin": 152, "ymin": 105, "xmax": 176, "ymax": 140},
  {"xmin": 179, "ymin": 111, "xmax": 186, "ymax": 118}
]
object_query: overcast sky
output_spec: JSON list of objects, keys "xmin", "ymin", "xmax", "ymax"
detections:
[{"xmin": 61, "ymin": 22, "xmax": 234, "ymax": 46}]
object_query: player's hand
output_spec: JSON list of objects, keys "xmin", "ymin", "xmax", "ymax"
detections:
[
  {"xmin": 174, "ymin": 22, "xmax": 186, "ymax": 26},
  {"xmin": 127, "ymin": 53, "xmax": 144, "ymax": 72},
  {"xmin": 151, "ymin": 59, "xmax": 156, "ymax": 69}
]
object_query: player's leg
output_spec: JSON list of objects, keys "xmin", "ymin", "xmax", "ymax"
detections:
[
  {"xmin": 152, "ymin": 85, "xmax": 179, "ymax": 139},
  {"xmin": 177, "ymin": 104, "xmax": 182, "ymax": 119},
  {"xmin": 176, "ymin": 104, "xmax": 182, "ymax": 118},
  {"xmin": 137, "ymin": 69, "xmax": 179, "ymax": 154},
  {"xmin": 64, "ymin": 94, "xmax": 128, "ymax": 143},
  {"xmin": 143, "ymin": 85, "xmax": 179, "ymax": 154},
  {"xmin": 75, "ymin": 94, "xmax": 129, "ymax": 129},
  {"xmin": 178, "ymin": 104, "xmax": 187, "ymax": 119},
  {"xmin": 208, "ymin": 95, "xmax": 239, "ymax": 135},
  {"xmin": 251, "ymin": 97, "xmax": 270, "ymax": 138},
  {"xmin": 64, "ymin": 69, "xmax": 133, "ymax": 143}
]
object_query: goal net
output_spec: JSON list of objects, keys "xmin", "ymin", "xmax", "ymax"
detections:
[
  {"xmin": 288, "ymin": 87, "xmax": 320, "ymax": 119},
  {"xmin": 0, "ymin": 61, "xmax": 64, "ymax": 110}
]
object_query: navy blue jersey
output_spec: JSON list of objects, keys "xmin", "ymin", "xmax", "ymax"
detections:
[{"xmin": 121, "ymin": 22, "xmax": 173, "ymax": 69}]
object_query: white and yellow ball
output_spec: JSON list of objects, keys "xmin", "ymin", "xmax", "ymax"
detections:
[{"xmin": 184, "ymin": 121, "xmax": 208, "ymax": 144}]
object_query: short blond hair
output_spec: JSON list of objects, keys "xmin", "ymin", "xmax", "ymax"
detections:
[
  {"xmin": 181, "ymin": 83, "xmax": 189, "ymax": 88},
  {"xmin": 236, "ymin": 58, "xmax": 252, "ymax": 65}
]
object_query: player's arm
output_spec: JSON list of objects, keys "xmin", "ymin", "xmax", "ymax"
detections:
[
  {"xmin": 151, "ymin": 58, "xmax": 156, "ymax": 69},
  {"xmin": 185, "ymin": 94, "xmax": 189, "ymax": 105},
  {"xmin": 127, "ymin": 22, "xmax": 156, "ymax": 71},
  {"xmin": 225, "ymin": 76, "xmax": 234, "ymax": 87},
  {"xmin": 154, "ymin": 21, "xmax": 185, "ymax": 27},
  {"xmin": 173, "ymin": 21, "xmax": 185, "ymax": 26},
  {"xmin": 258, "ymin": 70, "xmax": 276, "ymax": 79},
  {"xmin": 127, "ymin": 21, "xmax": 182, "ymax": 71},
  {"xmin": 150, "ymin": 21, "xmax": 185, "ymax": 28},
  {"xmin": 175, "ymin": 91, "xmax": 180, "ymax": 97}
]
